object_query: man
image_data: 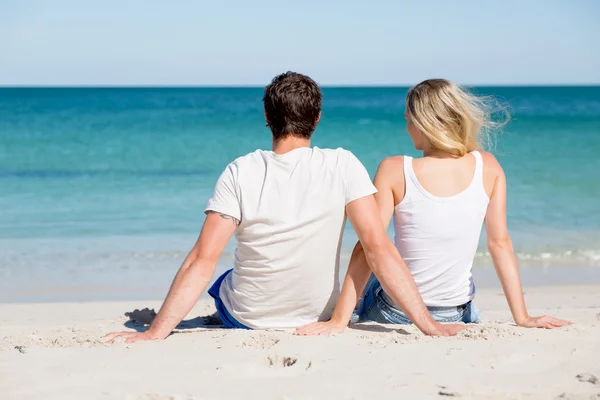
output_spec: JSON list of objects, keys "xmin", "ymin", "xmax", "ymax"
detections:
[{"xmin": 106, "ymin": 72, "xmax": 464, "ymax": 343}]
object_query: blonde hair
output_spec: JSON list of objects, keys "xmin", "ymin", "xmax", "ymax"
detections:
[{"xmin": 406, "ymin": 79, "xmax": 509, "ymax": 156}]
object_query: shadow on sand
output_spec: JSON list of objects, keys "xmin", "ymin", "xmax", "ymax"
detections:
[
  {"xmin": 123, "ymin": 308, "xmax": 224, "ymax": 332},
  {"xmin": 123, "ymin": 308, "xmax": 411, "ymax": 335},
  {"xmin": 349, "ymin": 323, "xmax": 410, "ymax": 335}
]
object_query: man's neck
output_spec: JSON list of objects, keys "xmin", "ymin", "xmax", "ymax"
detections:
[{"xmin": 272, "ymin": 136, "xmax": 311, "ymax": 155}]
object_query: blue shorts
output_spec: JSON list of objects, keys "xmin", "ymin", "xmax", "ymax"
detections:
[
  {"xmin": 208, "ymin": 269, "xmax": 251, "ymax": 330},
  {"xmin": 355, "ymin": 276, "xmax": 481, "ymax": 325}
]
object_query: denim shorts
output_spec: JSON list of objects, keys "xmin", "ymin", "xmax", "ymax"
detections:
[{"xmin": 355, "ymin": 276, "xmax": 480, "ymax": 325}]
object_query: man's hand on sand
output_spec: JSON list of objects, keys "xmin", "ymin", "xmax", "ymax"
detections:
[
  {"xmin": 295, "ymin": 320, "xmax": 347, "ymax": 336},
  {"xmin": 104, "ymin": 330, "xmax": 166, "ymax": 344},
  {"xmin": 429, "ymin": 323, "xmax": 467, "ymax": 336},
  {"xmin": 517, "ymin": 315, "xmax": 572, "ymax": 329}
]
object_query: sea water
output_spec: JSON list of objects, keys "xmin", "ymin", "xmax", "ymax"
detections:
[{"xmin": 1, "ymin": 87, "xmax": 599, "ymax": 301}]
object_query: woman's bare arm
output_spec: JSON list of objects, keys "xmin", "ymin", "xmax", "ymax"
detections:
[{"xmin": 484, "ymin": 154, "xmax": 570, "ymax": 329}]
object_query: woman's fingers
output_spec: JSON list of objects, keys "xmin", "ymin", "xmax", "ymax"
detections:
[
  {"xmin": 533, "ymin": 316, "xmax": 572, "ymax": 329},
  {"xmin": 524, "ymin": 315, "xmax": 572, "ymax": 329},
  {"xmin": 548, "ymin": 317, "xmax": 571, "ymax": 327}
]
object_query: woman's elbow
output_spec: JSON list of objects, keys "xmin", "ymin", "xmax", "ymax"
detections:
[
  {"xmin": 487, "ymin": 235, "xmax": 513, "ymax": 253},
  {"xmin": 351, "ymin": 240, "xmax": 365, "ymax": 258}
]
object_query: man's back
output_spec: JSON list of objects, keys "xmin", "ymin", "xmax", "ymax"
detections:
[
  {"xmin": 206, "ymin": 146, "xmax": 375, "ymax": 328},
  {"xmin": 105, "ymin": 72, "xmax": 467, "ymax": 343}
]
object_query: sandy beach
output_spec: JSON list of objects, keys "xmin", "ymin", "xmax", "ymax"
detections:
[{"xmin": 1, "ymin": 285, "xmax": 599, "ymax": 400}]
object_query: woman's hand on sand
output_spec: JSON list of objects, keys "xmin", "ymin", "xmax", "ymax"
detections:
[
  {"xmin": 517, "ymin": 315, "xmax": 572, "ymax": 329},
  {"xmin": 295, "ymin": 320, "xmax": 347, "ymax": 336},
  {"xmin": 104, "ymin": 330, "xmax": 166, "ymax": 344}
]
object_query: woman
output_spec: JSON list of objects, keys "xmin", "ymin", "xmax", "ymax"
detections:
[{"xmin": 297, "ymin": 79, "xmax": 570, "ymax": 334}]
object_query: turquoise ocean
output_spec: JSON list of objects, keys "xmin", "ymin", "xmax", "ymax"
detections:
[{"xmin": 1, "ymin": 87, "xmax": 599, "ymax": 302}]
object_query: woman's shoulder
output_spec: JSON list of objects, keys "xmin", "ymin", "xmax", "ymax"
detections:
[
  {"xmin": 376, "ymin": 156, "xmax": 406, "ymax": 178},
  {"xmin": 478, "ymin": 151, "xmax": 505, "ymax": 197},
  {"xmin": 375, "ymin": 156, "xmax": 407, "ymax": 189},
  {"xmin": 378, "ymin": 155, "xmax": 406, "ymax": 170},
  {"xmin": 478, "ymin": 151, "xmax": 504, "ymax": 176}
]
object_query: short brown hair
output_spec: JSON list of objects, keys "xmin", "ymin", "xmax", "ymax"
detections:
[{"xmin": 263, "ymin": 72, "xmax": 322, "ymax": 140}]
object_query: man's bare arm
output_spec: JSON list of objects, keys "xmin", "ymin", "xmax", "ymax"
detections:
[
  {"xmin": 345, "ymin": 195, "xmax": 461, "ymax": 335},
  {"xmin": 299, "ymin": 193, "xmax": 465, "ymax": 336},
  {"xmin": 297, "ymin": 159, "xmax": 400, "ymax": 336},
  {"xmin": 105, "ymin": 211, "xmax": 238, "ymax": 343},
  {"xmin": 206, "ymin": 210, "xmax": 240, "ymax": 226}
]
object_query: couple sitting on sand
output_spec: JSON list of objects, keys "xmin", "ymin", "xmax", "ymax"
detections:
[{"xmin": 106, "ymin": 72, "xmax": 569, "ymax": 344}]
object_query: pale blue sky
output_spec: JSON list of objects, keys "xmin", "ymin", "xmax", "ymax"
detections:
[{"xmin": 1, "ymin": 0, "xmax": 599, "ymax": 86}]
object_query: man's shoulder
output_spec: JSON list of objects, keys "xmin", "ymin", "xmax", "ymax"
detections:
[
  {"xmin": 312, "ymin": 146, "xmax": 358, "ymax": 161},
  {"xmin": 312, "ymin": 146, "xmax": 351, "ymax": 154},
  {"xmin": 226, "ymin": 149, "xmax": 268, "ymax": 168},
  {"xmin": 225, "ymin": 147, "xmax": 362, "ymax": 171}
]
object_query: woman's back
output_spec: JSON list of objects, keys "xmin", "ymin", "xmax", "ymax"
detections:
[
  {"xmin": 297, "ymin": 78, "xmax": 571, "ymax": 335},
  {"xmin": 392, "ymin": 151, "xmax": 490, "ymax": 307}
]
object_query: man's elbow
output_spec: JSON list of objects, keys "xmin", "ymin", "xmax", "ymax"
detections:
[
  {"xmin": 362, "ymin": 237, "xmax": 394, "ymax": 264},
  {"xmin": 186, "ymin": 256, "xmax": 217, "ymax": 277}
]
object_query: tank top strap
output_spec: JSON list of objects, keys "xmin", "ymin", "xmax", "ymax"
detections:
[
  {"xmin": 402, "ymin": 155, "xmax": 417, "ymax": 201},
  {"xmin": 470, "ymin": 151, "xmax": 484, "ymax": 186},
  {"xmin": 403, "ymin": 155, "xmax": 413, "ymax": 174}
]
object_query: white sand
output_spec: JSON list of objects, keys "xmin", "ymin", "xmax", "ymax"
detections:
[{"xmin": 1, "ymin": 286, "xmax": 599, "ymax": 400}]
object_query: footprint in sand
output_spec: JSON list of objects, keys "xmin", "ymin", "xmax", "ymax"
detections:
[
  {"xmin": 576, "ymin": 373, "xmax": 599, "ymax": 386},
  {"xmin": 267, "ymin": 355, "xmax": 299, "ymax": 368}
]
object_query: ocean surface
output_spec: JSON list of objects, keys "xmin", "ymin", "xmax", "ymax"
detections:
[{"xmin": 1, "ymin": 86, "xmax": 599, "ymax": 302}]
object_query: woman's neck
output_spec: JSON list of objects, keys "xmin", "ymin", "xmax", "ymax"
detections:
[{"xmin": 422, "ymin": 147, "xmax": 459, "ymax": 159}]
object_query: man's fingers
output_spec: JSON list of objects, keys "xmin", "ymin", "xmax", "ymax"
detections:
[
  {"xmin": 104, "ymin": 332, "xmax": 133, "ymax": 344},
  {"xmin": 104, "ymin": 332, "xmax": 126, "ymax": 343},
  {"xmin": 454, "ymin": 324, "xmax": 468, "ymax": 333},
  {"xmin": 103, "ymin": 332, "xmax": 120, "ymax": 342},
  {"xmin": 125, "ymin": 335, "xmax": 141, "ymax": 344},
  {"xmin": 441, "ymin": 324, "xmax": 466, "ymax": 336}
]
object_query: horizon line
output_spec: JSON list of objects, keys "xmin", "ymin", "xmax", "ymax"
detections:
[{"xmin": 1, "ymin": 83, "xmax": 600, "ymax": 89}]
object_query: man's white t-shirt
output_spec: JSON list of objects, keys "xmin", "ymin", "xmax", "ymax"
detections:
[{"xmin": 205, "ymin": 146, "xmax": 376, "ymax": 329}]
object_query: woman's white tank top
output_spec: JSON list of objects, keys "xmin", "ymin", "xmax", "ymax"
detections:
[{"xmin": 393, "ymin": 151, "xmax": 489, "ymax": 307}]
